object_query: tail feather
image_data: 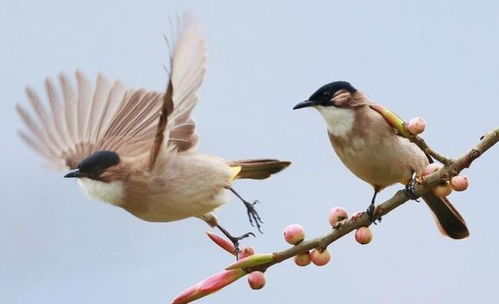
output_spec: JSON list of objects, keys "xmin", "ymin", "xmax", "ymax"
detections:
[
  {"xmin": 230, "ymin": 159, "xmax": 291, "ymax": 180},
  {"xmin": 422, "ymin": 193, "xmax": 469, "ymax": 239}
]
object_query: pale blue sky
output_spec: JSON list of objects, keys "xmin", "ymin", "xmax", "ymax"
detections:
[{"xmin": 1, "ymin": 1, "xmax": 498, "ymax": 303}]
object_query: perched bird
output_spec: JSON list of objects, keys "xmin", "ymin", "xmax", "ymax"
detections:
[
  {"xmin": 16, "ymin": 15, "xmax": 290, "ymax": 248},
  {"xmin": 293, "ymin": 81, "xmax": 468, "ymax": 239}
]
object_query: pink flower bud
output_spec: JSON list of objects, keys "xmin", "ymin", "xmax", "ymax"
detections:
[
  {"xmin": 283, "ymin": 224, "xmax": 305, "ymax": 245},
  {"xmin": 206, "ymin": 231, "xmax": 236, "ymax": 255},
  {"xmin": 237, "ymin": 245, "xmax": 255, "ymax": 259},
  {"xmin": 355, "ymin": 227, "xmax": 373, "ymax": 245},
  {"xmin": 406, "ymin": 117, "xmax": 426, "ymax": 135},
  {"xmin": 328, "ymin": 207, "xmax": 349, "ymax": 227},
  {"xmin": 310, "ymin": 248, "xmax": 331, "ymax": 266},
  {"xmin": 198, "ymin": 269, "xmax": 246, "ymax": 294},
  {"xmin": 433, "ymin": 182, "xmax": 453, "ymax": 197},
  {"xmin": 294, "ymin": 252, "xmax": 312, "ymax": 267},
  {"xmin": 422, "ymin": 163, "xmax": 443, "ymax": 177},
  {"xmin": 172, "ymin": 269, "xmax": 246, "ymax": 304},
  {"xmin": 450, "ymin": 175, "xmax": 469, "ymax": 191},
  {"xmin": 247, "ymin": 271, "xmax": 266, "ymax": 290}
]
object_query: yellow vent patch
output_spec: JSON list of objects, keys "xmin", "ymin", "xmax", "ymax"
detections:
[{"xmin": 229, "ymin": 166, "xmax": 242, "ymax": 181}]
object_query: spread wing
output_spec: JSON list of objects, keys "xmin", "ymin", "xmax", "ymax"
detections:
[
  {"xmin": 148, "ymin": 14, "xmax": 207, "ymax": 171},
  {"xmin": 17, "ymin": 71, "xmax": 164, "ymax": 170},
  {"xmin": 17, "ymin": 14, "xmax": 206, "ymax": 171}
]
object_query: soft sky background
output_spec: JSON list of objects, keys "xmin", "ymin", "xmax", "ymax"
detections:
[{"xmin": 1, "ymin": 1, "xmax": 498, "ymax": 303}]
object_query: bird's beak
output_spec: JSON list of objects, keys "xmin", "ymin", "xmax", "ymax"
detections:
[
  {"xmin": 293, "ymin": 100, "xmax": 316, "ymax": 110},
  {"xmin": 64, "ymin": 169, "xmax": 81, "ymax": 178}
]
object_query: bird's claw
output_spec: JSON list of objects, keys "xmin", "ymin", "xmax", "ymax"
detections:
[
  {"xmin": 405, "ymin": 172, "xmax": 420, "ymax": 201},
  {"xmin": 216, "ymin": 224, "xmax": 255, "ymax": 258},
  {"xmin": 366, "ymin": 204, "xmax": 381, "ymax": 224},
  {"xmin": 230, "ymin": 232, "xmax": 255, "ymax": 258},
  {"xmin": 244, "ymin": 200, "xmax": 264, "ymax": 233}
]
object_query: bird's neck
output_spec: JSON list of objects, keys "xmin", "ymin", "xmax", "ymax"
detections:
[
  {"xmin": 78, "ymin": 178, "xmax": 124, "ymax": 206},
  {"xmin": 317, "ymin": 106, "xmax": 355, "ymax": 137}
]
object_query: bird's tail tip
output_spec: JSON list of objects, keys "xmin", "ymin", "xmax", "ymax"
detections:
[
  {"xmin": 422, "ymin": 193, "xmax": 469, "ymax": 240},
  {"xmin": 230, "ymin": 159, "xmax": 291, "ymax": 180}
]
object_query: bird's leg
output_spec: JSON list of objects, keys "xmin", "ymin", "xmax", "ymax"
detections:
[
  {"xmin": 216, "ymin": 224, "xmax": 255, "ymax": 257},
  {"xmin": 229, "ymin": 187, "xmax": 264, "ymax": 233},
  {"xmin": 366, "ymin": 190, "xmax": 381, "ymax": 224},
  {"xmin": 405, "ymin": 171, "xmax": 420, "ymax": 202}
]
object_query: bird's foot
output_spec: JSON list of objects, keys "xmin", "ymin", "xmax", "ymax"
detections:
[
  {"xmin": 216, "ymin": 224, "xmax": 255, "ymax": 257},
  {"xmin": 243, "ymin": 199, "xmax": 264, "ymax": 233},
  {"xmin": 405, "ymin": 171, "xmax": 420, "ymax": 202},
  {"xmin": 229, "ymin": 188, "xmax": 264, "ymax": 233},
  {"xmin": 366, "ymin": 203, "xmax": 381, "ymax": 224}
]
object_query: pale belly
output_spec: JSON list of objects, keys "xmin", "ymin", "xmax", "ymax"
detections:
[
  {"xmin": 333, "ymin": 136, "xmax": 427, "ymax": 189},
  {"xmin": 122, "ymin": 155, "xmax": 234, "ymax": 222},
  {"xmin": 130, "ymin": 184, "xmax": 230, "ymax": 222}
]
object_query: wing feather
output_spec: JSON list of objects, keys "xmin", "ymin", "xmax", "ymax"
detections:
[
  {"xmin": 45, "ymin": 78, "xmax": 71, "ymax": 150},
  {"xmin": 59, "ymin": 73, "xmax": 78, "ymax": 141},
  {"xmin": 93, "ymin": 80, "xmax": 127, "ymax": 141},
  {"xmin": 18, "ymin": 13, "xmax": 205, "ymax": 172},
  {"xmin": 148, "ymin": 14, "xmax": 206, "ymax": 171},
  {"xmin": 17, "ymin": 71, "xmax": 164, "ymax": 170},
  {"xmin": 84, "ymin": 73, "xmax": 111, "ymax": 142}
]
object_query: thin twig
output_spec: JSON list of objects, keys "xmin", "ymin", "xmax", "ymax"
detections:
[{"xmin": 408, "ymin": 134, "xmax": 454, "ymax": 165}]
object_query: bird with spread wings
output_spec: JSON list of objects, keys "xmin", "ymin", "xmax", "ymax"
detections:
[{"xmin": 16, "ymin": 14, "xmax": 290, "ymax": 250}]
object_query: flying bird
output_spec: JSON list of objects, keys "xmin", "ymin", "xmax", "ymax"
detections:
[
  {"xmin": 293, "ymin": 81, "xmax": 468, "ymax": 239},
  {"xmin": 16, "ymin": 15, "xmax": 290, "ymax": 249}
]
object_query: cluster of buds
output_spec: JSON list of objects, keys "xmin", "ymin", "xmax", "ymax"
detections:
[
  {"xmin": 287, "ymin": 206, "xmax": 375, "ymax": 269},
  {"xmin": 283, "ymin": 224, "xmax": 332, "ymax": 267},
  {"xmin": 422, "ymin": 163, "xmax": 470, "ymax": 198},
  {"xmin": 328, "ymin": 207, "xmax": 373, "ymax": 245},
  {"xmin": 405, "ymin": 116, "xmax": 470, "ymax": 196}
]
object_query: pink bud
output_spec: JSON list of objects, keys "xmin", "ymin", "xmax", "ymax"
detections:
[
  {"xmin": 310, "ymin": 248, "xmax": 331, "ymax": 266},
  {"xmin": 172, "ymin": 269, "xmax": 246, "ymax": 304},
  {"xmin": 355, "ymin": 227, "xmax": 373, "ymax": 245},
  {"xmin": 422, "ymin": 163, "xmax": 443, "ymax": 177},
  {"xmin": 450, "ymin": 175, "xmax": 469, "ymax": 191},
  {"xmin": 406, "ymin": 117, "xmax": 426, "ymax": 135},
  {"xmin": 283, "ymin": 224, "xmax": 305, "ymax": 245},
  {"xmin": 171, "ymin": 283, "xmax": 203, "ymax": 304},
  {"xmin": 247, "ymin": 271, "xmax": 266, "ymax": 290},
  {"xmin": 206, "ymin": 231, "xmax": 236, "ymax": 255},
  {"xmin": 433, "ymin": 182, "xmax": 453, "ymax": 197},
  {"xmin": 198, "ymin": 269, "xmax": 246, "ymax": 294},
  {"xmin": 328, "ymin": 207, "xmax": 349, "ymax": 227},
  {"xmin": 294, "ymin": 252, "xmax": 312, "ymax": 267},
  {"xmin": 237, "ymin": 245, "xmax": 255, "ymax": 259}
]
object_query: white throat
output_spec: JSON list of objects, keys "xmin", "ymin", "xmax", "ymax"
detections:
[
  {"xmin": 78, "ymin": 178, "xmax": 124, "ymax": 206},
  {"xmin": 316, "ymin": 106, "xmax": 355, "ymax": 137}
]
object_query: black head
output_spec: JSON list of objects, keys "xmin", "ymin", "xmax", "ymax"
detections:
[
  {"xmin": 293, "ymin": 81, "xmax": 356, "ymax": 109},
  {"xmin": 64, "ymin": 150, "xmax": 120, "ymax": 179}
]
